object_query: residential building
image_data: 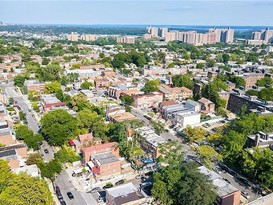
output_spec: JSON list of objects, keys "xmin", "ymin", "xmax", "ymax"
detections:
[
  {"xmin": 0, "ymin": 121, "xmax": 16, "ymax": 146},
  {"xmin": 116, "ymin": 36, "xmax": 135, "ymax": 44},
  {"xmin": 106, "ymin": 182, "xmax": 146, "ymax": 205},
  {"xmin": 246, "ymin": 131, "xmax": 273, "ymax": 149},
  {"xmin": 88, "ymin": 151, "xmax": 122, "ymax": 179},
  {"xmin": 243, "ymin": 73, "xmax": 264, "ymax": 88},
  {"xmin": 136, "ymin": 127, "xmax": 166, "ymax": 158},
  {"xmin": 94, "ymin": 78, "xmax": 110, "ymax": 89},
  {"xmin": 67, "ymin": 32, "xmax": 79, "ymax": 41},
  {"xmin": 81, "ymin": 142, "xmax": 119, "ymax": 164},
  {"xmin": 174, "ymin": 111, "xmax": 201, "ymax": 128},
  {"xmin": 198, "ymin": 97, "xmax": 215, "ymax": 113},
  {"xmin": 40, "ymin": 95, "xmax": 66, "ymax": 112},
  {"xmin": 0, "ymin": 144, "xmax": 28, "ymax": 169},
  {"xmin": 251, "ymin": 28, "xmax": 273, "ymax": 43},
  {"xmin": 147, "ymin": 27, "xmax": 158, "ymax": 38},
  {"xmin": 159, "ymin": 27, "xmax": 168, "ymax": 38},
  {"xmin": 132, "ymin": 92, "xmax": 163, "ymax": 109},
  {"xmin": 24, "ymin": 80, "xmax": 45, "ymax": 93},
  {"xmin": 247, "ymin": 192, "xmax": 273, "ymax": 205},
  {"xmin": 13, "ymin": 164, "xmax": 41, "ymax": 177},
  {"xmin": 199, "ymin": 166, "xmax": 240, "ymax": 205},
  {"xmin": 159, "ymin": 84, "xmax": 193, "ymax": 101},
  {"xmin": 80, "ymin": 34, "xmax": 97, "ymax": 41}
]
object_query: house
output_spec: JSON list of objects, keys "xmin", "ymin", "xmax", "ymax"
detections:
[
  {"xmin": 174, "ymin": 111, "xmax": 201, "ymax": 128},
  {"xmin": 81, "ymin": 142, "xmax": 119, "ymax": 164},
  {"xmin": 24, "ymin": 80, "xmax": 45, "ymax": 93},
  {"xmin": 243, "ymin": 73, "xmax": 264, "ymax": 89},
  {"xmin": 159, "ymin": 84, "xmax": 193, "ymax": 101},
  {"xmin": 87, "ymin": 151, "xmax": 122, "ymax": 179},
  {"xmin": 136, "ymin": 126, "xmax": 166, "ymax": 158},
  {"xmin": 106, "ymin": 182, "xmax": 146, "ymax": 205},
  {"xmin": 109, "ymin": 112, "xmax": 138, "ymax": 122},
  {"xmin": 132, "ymin": 92, "xmax": 163, "ymax": 109},
  {"xmin": 0, "ymin": 121, "xmax": 16, "ymax": 146},
  {"xmin": 13, "ymin": 164, "xmax": 41, "ymax": 177},
  {"xmin": 0, "ymin": 144, "xmax": 28, "ymax": 169},
  {"xmin": 198, "ymin": 97, "xmax": 215, "ymax": 113},
  {"xmin": 247, "ymin": 192, "xmax": 273, "ymax": 205},
  {"xmin": 40, "ymin": 95, "xmax": 66, "ymax": 112},
  {"xmin": 198, "ymin": 166, "xmax": 240, "ymax": 205},
  {"xmin": 94, "ymin": 77, "xmax": 110, "ymax": 89},
  {"xmin": 246, "ymin": 131, "xmax": 273, "ymax": 149}
]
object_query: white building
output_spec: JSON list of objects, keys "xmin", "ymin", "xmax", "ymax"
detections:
[{"xmin": 175, "ymin": 111, "xmax": 201, "ymax": 128}]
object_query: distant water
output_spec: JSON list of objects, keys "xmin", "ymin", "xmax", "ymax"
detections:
[{"xmin": 17, "ymin": 24, "xmax": 273, "ymax": 32}]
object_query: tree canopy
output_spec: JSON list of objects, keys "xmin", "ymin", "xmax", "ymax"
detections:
[
  {"xmin": 152, "ymin": 162, "xmax": 216, "ymax": 205},
  {"xmin": 143, "ymin": 79, "xmax": 160, "ymax": 94},
  {"xmin": 40, "ymin": 109, "xmax": 77, "ymax": 146},
  {"xmin": 0, "ymin": 160, "xmax": 53, "ymax": 205}
]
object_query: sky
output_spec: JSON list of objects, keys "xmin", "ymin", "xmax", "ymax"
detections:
[{"xmin": 1, "ymin": 0, "xmax": 273, "ymax": 26}]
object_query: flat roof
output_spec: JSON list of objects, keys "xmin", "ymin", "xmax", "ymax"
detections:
[
  {"xmin": 248, "ymin": 193, "xmax": 273, "ymax": 205},
  {"xmin": 0, "ymin": 149, "xmax": 16, "ymax": 158},
  {"xmin": 107, "ymin": 182, "xmax": 138, "ymax": 197},
  {"xmin": 198, "ymin": 166, "xmax": 239, "ymax": 198},
  {"xmin": 93, "ymin": 152, "xmax": 119, "ymax": 165}
]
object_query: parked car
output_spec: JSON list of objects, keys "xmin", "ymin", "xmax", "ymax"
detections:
[
  {"xmin": 44, "ymin": 149, "xmax": 49, "ymax": 154},
  {"xmin": 141, "ymin": 182, "xmax": 152, "ymax": 188},
  {"xmin": 88, "ymin": 187, "xmax": 101, "ymax": 193},
  {"xmin": 115, "ymin": 179, "xmax": 125, "ymax": 186},
  {"xmin": 67, "ymin": 192, "xmax": 74, "ymax": 199},
  {"xmin": 55, "ymin": 186, "xmax": 62, "ymax": 199},
  {"xmin": 144, "ymin": 171, "xmax": 153, "ymax": 177},
  {"xmin": 241, "ymin": 190, "xmax": 250, "ymax": 199},
  {"xmin": 103, "ymin": 184, "xmax": 113, "ymax": 189}
]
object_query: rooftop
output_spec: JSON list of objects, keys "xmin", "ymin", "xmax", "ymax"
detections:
[
  {"xmin": 93, "ymin": 152, "xmax": 119, "ymax": 165},
  {"xmin": 198, "ymin": 166, "xmax": 239, "ymax": 198},
  {"xmin": 107, "ymin": 182, "xmax": 145, "ymax": 205}
]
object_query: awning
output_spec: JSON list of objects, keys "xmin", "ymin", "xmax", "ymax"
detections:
[
  {"xmin": 68, "ymin": 139, "xmax": 75, "ymax": 146},
  {"xmin": 92, "ymin": 166, "xmax": 100, "ymax": 174},
  {"xmin": 87, "ymin": 161, "xmax": 95, "ymax": 168}
]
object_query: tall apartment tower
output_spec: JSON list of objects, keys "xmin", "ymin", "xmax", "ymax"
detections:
[
  {"xmin": 159, "ymin": 27, "xmax": 169, "ymax": 38},
  {"xmin": 224, "ymin": 28, "xmax": 234, "ymax": 43},
  {"xmin": 252, "ymin": 32, "xmax": 262, "ymax": 40},
  {"xmin": 264, "ymin": 28, "xmax": 273, "ymax": 43},
  {"xmin": 67, "ymin": 32, "xmax": 79, "ymax": 41},
  {"xmin": 147, "ymin": 27, "xmax": 159, "ymax": 38}
]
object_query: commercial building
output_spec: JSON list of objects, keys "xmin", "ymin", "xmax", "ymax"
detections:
[
  {"xmin": 199, "ymin": 166, "xmax": 240, "ymax": 205},
  {"xmin": 106, "ymin": 182, "xmax": 146, "ymax": 205},
  {"xmin": 174, "ymin": 111, "xmax": 201, "ymax": 128}
]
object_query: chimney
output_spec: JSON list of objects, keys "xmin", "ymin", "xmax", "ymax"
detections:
[{"xmin": 255, "ymin": 134, "xmax": 260, "ymax": 147}]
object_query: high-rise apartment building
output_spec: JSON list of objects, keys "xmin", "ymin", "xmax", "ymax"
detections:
[
  {"xmin": 80, "ymin": 34, "xmax": 97, "ymax": 41},
  {"xmin": 67, "ymin": 32, "xmax": 79, "ymax": 41},
  {"xmin": 116, "ymin": 36, "xmax": 135, "ymax": 44},
  {"xmin": 209, "ymin": 27, "xmax": 234, "ymax": 43},
  {"xmin": 251, "ymin": 28, "xmax": 273, "ymax": 43},
  {"xmin": 159, "ymin": 27, "xmax": 169, "ymax": 38},
  {"xmin": 147, "ymin": 27, "xmax": 159, "ymax": 38}
]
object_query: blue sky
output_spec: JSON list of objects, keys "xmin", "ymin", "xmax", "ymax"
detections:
[{"xmin": 1, "ymin": 0, "xmax": 273, "ymax": 26}]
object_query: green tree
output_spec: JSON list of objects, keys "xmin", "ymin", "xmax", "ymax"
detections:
[
  {"xmin": 41, "ymin": 58, "xmax": 50, "ymax": 65},
  {"xmin": 222, "ymin": 53, "xmax": 230, "ymax": 63},
  {"xmin": 37, "ymin": 159, "xmax": 62, "ymax": 179},
  {"xmin": 26, "ymin": 153, "xmax": 42, "ymax": 165},
  {"xmin": 120, "ymin": 95, "xmax": 133, "ymax": 105},
  {"xmin": 172, "ymin": 74, "xmax": 194, "ymax": 89},
  {"xmin": 196, "ymin": 63, "xmax": 205, "ymax": 69},
  {"xmin": 0, "ymin": 160, "xmax": 53, "ymax": 205},
  {"xmin": 44, "ymin": 81, "xmax": 61, "ymax": 94},
  {"xmin": 14, "ymin": 75, "xmax": 26, "ymax": 87},
  {"xmin": 68, "ymin": 93, "xmax": 92, "ymax": 111},
  {"xmin": 256, "ymin": 77, "xmax": 273, "ymax": 87},
  {"xmin": 183, "ymin": 126, "xmax": 207, "ymax": 142},
  {"xmin": 143, "ymin": 79, "xmax": 160, "ymax": 94},
  {"xmin": 198, "ymin": 145, "xmax": 222, "ymax": 168},
  {"xmin": 80, "ymin": 81, "xmax": 93, "ymax": 89},
  {"xmin": 41, "ymin": 109, "xmax": 77, "ymax": 146},
  {"xmin": 152, "ymin": 162, "xmax": 216, "ymax": 205},
  {"xmin": 55, "ymin": 146, "xmax": 80, "ymax": 163},
  {"xmin": 259, "ymin": 88, "xmax": 273, "ymax": 101}
]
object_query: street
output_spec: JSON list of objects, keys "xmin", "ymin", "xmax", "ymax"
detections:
[
  {"xmin": 55, "ymin": 170, "xmax": 97, "ymax": 205},
  {"xmin": 3, "ymin": 83, "xmax": 54, "ymax": 162}
]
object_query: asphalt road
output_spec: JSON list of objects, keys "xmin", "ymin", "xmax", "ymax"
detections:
[
  {"xmin": 55, "ymin": 170, "xmax": 97, "ymax": 205},
  {"xmin": 3, "ymin": 84, "xmax": 54, "ymax": 162},
  {"xmin": 218, "ymin": 170, "xmax": 259, "ymax": 202}
]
